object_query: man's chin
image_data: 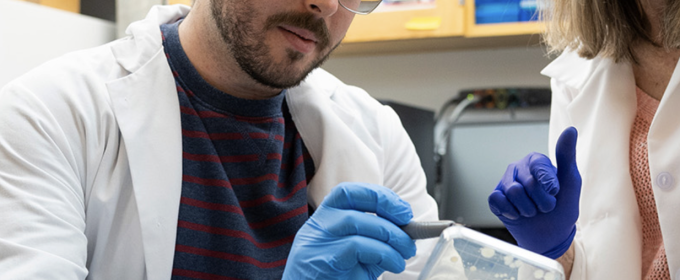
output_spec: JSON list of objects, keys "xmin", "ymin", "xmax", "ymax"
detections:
[
  {"xmin": 247, "ymin": 47, "xmax": 333, "ymax": 90},
  {"xmin": 267, "ymin": 62, "xmax": 326, "ymax": 88},
  {"xmin": 250, "ymin": 69, "xmax": 311, "ymax": 90}
]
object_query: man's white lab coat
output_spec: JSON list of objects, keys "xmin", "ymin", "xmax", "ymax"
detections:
[
  {"xmin": 543, "ymin": 50, "xmax": 680, "ymax": 279},
  {"xmin": 0, "ymin": 5, "xmax": 437, "ymax": 279}
]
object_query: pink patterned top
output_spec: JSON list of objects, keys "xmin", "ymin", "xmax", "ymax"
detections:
[{"xmin": 629, "ymin": 87, "xmax": 670, "ymax": 280}]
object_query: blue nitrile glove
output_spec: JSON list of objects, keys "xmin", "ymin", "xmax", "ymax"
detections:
[
  {"xmin": 282, "ymin": 182, "xmax": 417, "ymax": 280},
  {"xmin": 488, "ymin": 127, "xmax": 581, "ymax": 259}
]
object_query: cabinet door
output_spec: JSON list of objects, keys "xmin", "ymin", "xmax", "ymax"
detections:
[
  {"xmin": 20, "ymin": 0, "xmax": 80, "ymax": 13},
  {"xmin": 343, "ymin": 0, "xmax": 465, "ymax": 43},
  {"xmin": 463, "ymin": 0, "xmax": 543, "ymax": 37}
]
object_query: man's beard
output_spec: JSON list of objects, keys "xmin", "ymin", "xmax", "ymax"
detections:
[{"xmin": 210, "ymin": 0, "xmax": 338, "ymax": 89}]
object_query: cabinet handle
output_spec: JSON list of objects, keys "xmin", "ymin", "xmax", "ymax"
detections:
[{"xmin": 405, "ymin": 16, "xmax": 443, "ymax": 31}]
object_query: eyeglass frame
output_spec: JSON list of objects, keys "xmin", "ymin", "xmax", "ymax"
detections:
[{"xmin": 338, "ymin": 0, "xmax": 383, "ymax": 15}]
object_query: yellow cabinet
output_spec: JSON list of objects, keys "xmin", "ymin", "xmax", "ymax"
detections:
[
  {"xmin": 338, "ymin": 0, "xmax": 544, "ymax": 55},
  {"xmin": 344, "ymin": 0, "xmax": 464, "ymax": 43},
  {"xmin": 20, "ymin": 0, "xmax": 79, "ymax": 13}
]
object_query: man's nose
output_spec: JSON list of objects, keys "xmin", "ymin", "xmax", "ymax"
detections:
[{"xmin": 305, "ymin": 0, "xmax": 340, "ymax": 18}]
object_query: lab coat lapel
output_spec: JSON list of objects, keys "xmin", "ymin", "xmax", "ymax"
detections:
[
  {"xmin": 649, "ymin": 58, "xmax": 680, "ymax": 141},
  {"xmin": 647, "ymin": 59, "xmax": 680, "ymax": 276},
  {"xmin": 102, "ymin": 5, "xmax": 187, "ymax": 279},
  {"xmin": 287, "ymin": 70, "xmax": 383, "ymax": 208},
  {"xmin": 565, "ymin": 55, "xmax": 641, "ymax": 226},
  {"xmin": 106, "ymin": 47, "xmax": 182, "ymax": 280}
]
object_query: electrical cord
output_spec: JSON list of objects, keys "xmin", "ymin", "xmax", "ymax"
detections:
[{"xmin": 432, "ymin": 93, "xmax": 481, "ymax": 215}]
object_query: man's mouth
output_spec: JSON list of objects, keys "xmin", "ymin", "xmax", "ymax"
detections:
[
  {"xmin": 265, "ymin": 12, "xmax": 331, "ymax": 52},
  {"xmin": 279, "ymin": 25, "xmax": 318, "ymax": 43},
  {"xmin": 278, "ymin": 25, "xmax": 319, "ymax": 54}
]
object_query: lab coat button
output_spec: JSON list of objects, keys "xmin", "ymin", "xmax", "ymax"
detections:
[{"xmin": 656, "ymin": 172, "xmax": 674, "ymax": 191}]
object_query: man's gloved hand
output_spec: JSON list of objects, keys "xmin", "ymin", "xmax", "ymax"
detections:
[
  {"xmin": 282, "ymin": 182, "xmax": 416, "ymax": 280},
  {"xmin": 488, "ymin": 127, "xmax": 581, "ymax": 259}
]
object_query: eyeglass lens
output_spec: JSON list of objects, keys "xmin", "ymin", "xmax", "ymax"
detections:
[{"xmin": 339, "ymin": 0, "xmax": 383, "ymax": 14}]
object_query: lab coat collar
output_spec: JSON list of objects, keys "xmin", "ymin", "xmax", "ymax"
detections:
[
  {"xmin": 112, "ymin": 5, "xmax": 189, "ymax": 74},
  {"xmin": 542, "ymin": 48, "xmax": 680, "ymax": 101},
  {"xmin": 540, "ymin": 49, "xmax": 624, "ymax": 91},
  {"xmin": 540, "ymin": 48, "xmax": 680, "ymax": 130},
  {"xmin": 541, "ymin": 49, "xmax": 638, "ymax": 130}
]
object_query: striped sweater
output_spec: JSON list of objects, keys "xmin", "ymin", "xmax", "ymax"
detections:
[{"xmin": 161, "ymin": 21, "xmax": 315, "ymax": 280}]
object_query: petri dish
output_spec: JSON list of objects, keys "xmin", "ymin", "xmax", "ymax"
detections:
[{"xmin": 418, "ymin": 224, "xmax": 565, "ymax": 280}]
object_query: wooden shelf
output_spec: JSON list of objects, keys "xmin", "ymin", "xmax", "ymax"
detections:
[{"xmin": 333, "ymin": 32, "xmax": 542, "ymax": 57}]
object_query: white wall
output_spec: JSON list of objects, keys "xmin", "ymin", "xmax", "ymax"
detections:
[
  {"xmin": 323, "ymin": 46, "xmax": 554, "ymax": 113},
  {"xmin": 0, "ymin": 0, "xmax": 116, "ymax": 87}
]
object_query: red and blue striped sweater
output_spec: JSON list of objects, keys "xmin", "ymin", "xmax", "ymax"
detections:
[{"xmin": 161, "ymin": 21, "xmax": 315, "ymax": 280}]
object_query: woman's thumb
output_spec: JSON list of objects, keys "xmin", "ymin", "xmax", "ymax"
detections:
[{"xmin": 555, "ymin": 127, "xmax": 582, "ymax": 200}]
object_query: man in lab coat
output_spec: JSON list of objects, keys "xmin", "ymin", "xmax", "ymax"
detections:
[{"xmin": 0, "ymin": 1, "xmax": 438, "ymax": 279}]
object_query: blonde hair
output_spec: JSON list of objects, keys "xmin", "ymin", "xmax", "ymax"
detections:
[
  {"xmin": 661, "ymin": 1, "xmax": 680, "ymax": 49},
  {"xmin": 541, "ymin": 0, "xmax": 680, "ymax": 62}
]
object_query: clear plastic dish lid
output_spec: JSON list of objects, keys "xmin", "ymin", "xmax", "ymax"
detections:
[{"xmin": 418, "ymin": 224, "xmax": 565, "ymax": 280}]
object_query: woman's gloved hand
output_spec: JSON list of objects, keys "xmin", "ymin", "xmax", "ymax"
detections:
[
  {"xmin": 282, "ymin": 182, "xmax": 416, "ymax": 280},
  {"xmin": 488, "ymin": 127, "xmax": 581, "ymax": 259}
]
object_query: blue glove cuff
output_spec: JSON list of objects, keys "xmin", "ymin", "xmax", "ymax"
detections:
[{"xmin": 541, "ymin": 226, "xmax": 576, "ymax": 259}]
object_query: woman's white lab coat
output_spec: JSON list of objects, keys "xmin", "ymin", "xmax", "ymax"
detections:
[
  {"xmin": 0, "ymin": 5, "xmax": 437, "ymax": 280},
  {"xmin": 542, "ymin": 50, "xmax": 680, "ymax": 279}
]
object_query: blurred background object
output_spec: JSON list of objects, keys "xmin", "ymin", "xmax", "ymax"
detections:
[{"xmin": 433, "ymin": 88, "xmax": 551, "ymax": 244}]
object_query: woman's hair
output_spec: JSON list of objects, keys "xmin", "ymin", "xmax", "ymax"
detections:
[
  {"xmin": 541, "ymin": 0, "xmax": 680, "ymax": 62},
  {"xmin": 661, "ymin": 1, "xmax": 680, "ymax": 49}
]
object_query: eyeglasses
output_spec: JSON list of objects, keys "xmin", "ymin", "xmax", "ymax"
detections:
[{"xmin": 338, "ymin": 0, "xmax": 383, "ymax": 15}]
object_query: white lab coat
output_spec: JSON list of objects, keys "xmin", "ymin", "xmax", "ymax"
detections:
[
  {"xmin": 0, "ymin": 5, "xmax": 438, "ymax": 280},
  {"xmin": 542, "ymin": 50, "xmax": 680, "ymax": 280}
]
